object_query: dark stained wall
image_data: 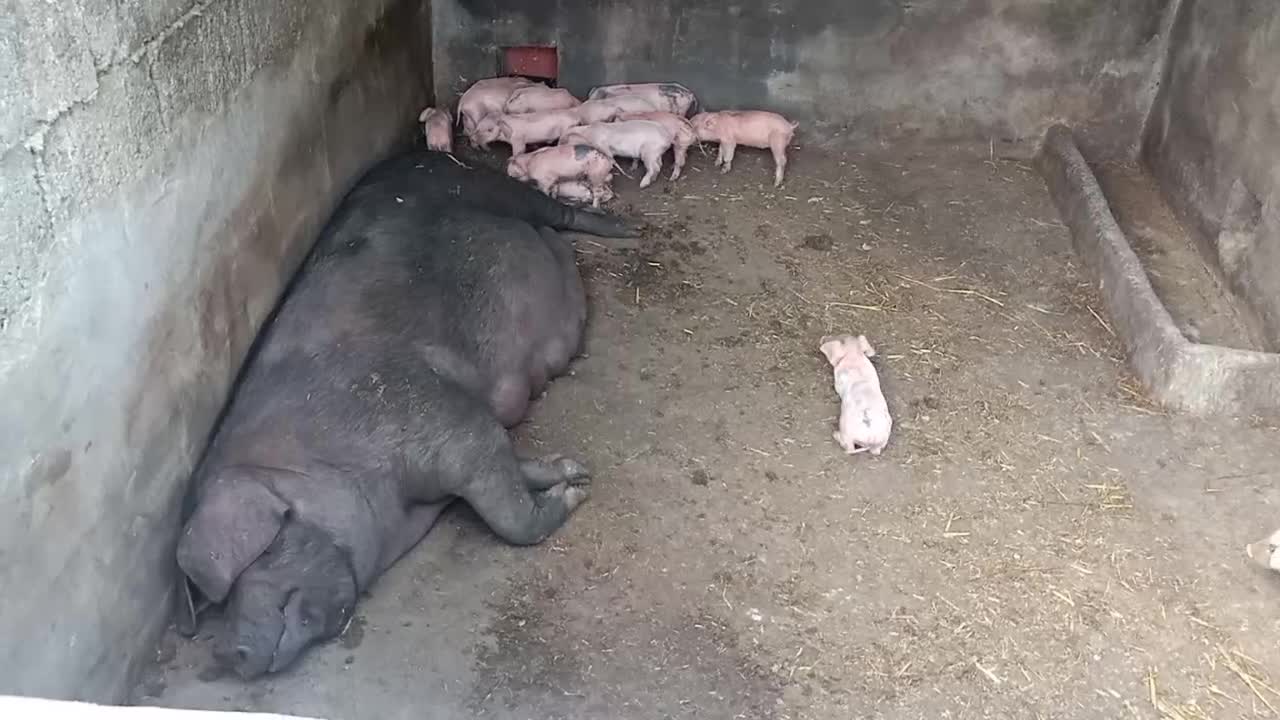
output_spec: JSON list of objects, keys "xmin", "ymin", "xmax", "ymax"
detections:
[
  {"xmin": 433, "ymin": 0, "xmax": 1171, "ymax": 156},
  {"xmin": 1142, "ymin": 0, "xmax": 1280, "ymax": 349}
]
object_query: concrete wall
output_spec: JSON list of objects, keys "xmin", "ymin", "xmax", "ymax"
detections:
[
  {"xmin": 1142, "ymin": 0, "xmax": 1280, "ymax": 350},
  {"xmin": 433, "ymin": 0, "xmax": 1170, "ymax": 156},
  {"xmin": 0, "ymin": 0, "xmax": 431, "ymax": 702}
]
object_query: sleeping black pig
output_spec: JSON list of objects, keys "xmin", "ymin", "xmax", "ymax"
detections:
[{"xmin": 175, "ymin": 149, "xmax": 632, "ymax": 679}]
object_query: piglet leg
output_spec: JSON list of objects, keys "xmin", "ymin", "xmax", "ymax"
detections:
[
  {"xmin": 769, "ymin": 133, "xmax": 789, "ymax": 187},
  {"xmin": 670, "ymin": 143, "xmax": 688, "ymax": 181},
  {"xmin": 720, "ymin": 141, "xmax": 737, "ymax": 174},
  {"xmin": 639, "ymin": 151, "xmax": 663, "ymax": 189}
]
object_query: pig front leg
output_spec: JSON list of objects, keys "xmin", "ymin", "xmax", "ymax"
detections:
[
  {"xmin": 769, "ymin": 133, "xmax": 789, "ymax": 187},
  {"xmin": 670, "ymin": 142, "xmax": 689, "ymax": 181},
  {"xmin": 510, "ymin": 137, "xmax": 528, "ymax": 157},
  {"xmin": 638, "ymin": 150, "xmax": 664, "ymax": 189},
  {"xmin": 719, "ymin": 141, "xmax": 737, "ymax": 174}
]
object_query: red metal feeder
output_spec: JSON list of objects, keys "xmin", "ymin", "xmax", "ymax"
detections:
[{"xmin": 502, "ymin": 45, "xmax": 559, "ymax": 83}]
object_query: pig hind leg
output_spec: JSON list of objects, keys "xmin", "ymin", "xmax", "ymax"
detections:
[
  {"xmin": 457, "ymin": 431, "xmax": 590, "ymax": 546},
  {"xmin": 769, "ymin": 133, "xmax": 789, "ymax": 187},
  {"xmin": 639, "ymin": 150, "xmax": 664, "ymax": 188}
]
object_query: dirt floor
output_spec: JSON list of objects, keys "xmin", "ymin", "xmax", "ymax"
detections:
[{"xmin": 136, "ymin": 140, "xmax": 1280, "ymax": 720}]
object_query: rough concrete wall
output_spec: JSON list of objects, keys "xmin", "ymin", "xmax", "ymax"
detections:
[
  {"xmin": 432, "ymin": 0, "xmax": 1168, "ymax": 156},
  {"xmin": 0, "ymin": 0, "xmax": 431, "ymax": 702},
  {"xmin": 1142, "ymin": 0, "xmax": 1280, "ymax": 350}
]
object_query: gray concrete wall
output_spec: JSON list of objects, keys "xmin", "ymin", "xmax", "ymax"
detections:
[
  {"xmin": 1142, "ymin": 0, "xmax": 1280, "ymax": 350},
  {"xmin": 432, "ymin": 0, "xmax": 1170, "ymax": 156},
  {"xmin": 0, "ymin": 0, "xmax": 431, "ymax": 702}
]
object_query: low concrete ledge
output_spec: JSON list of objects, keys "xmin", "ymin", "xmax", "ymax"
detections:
[
  {"xmin": 1036, "ymin": 124, "xmax": 1280, "ymax": 417},
  {"xmin": 0, "ymin": 696, "xmax": 321, "ymax": 720}
]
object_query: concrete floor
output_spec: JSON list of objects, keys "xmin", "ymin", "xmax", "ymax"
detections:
[{"xmin": 137, "ymin": 140, "xmax": 1280, "ymax": 720}]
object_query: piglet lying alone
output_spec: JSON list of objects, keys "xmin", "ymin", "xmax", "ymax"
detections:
[
  {"xmin": 819, "ymin": 334, "xmax": 892, "ymax": 456},
  {"xmin": 418, "ymin": 107, "xmax": 452, "ymax": 153},
  {"xmin": 690, "ymin": 110, "xmax": 798, "ymax": 187}
]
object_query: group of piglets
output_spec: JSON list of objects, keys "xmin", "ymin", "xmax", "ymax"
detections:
[
  {"xmin": 425, "ymin": 80, "xmax": 881, "ymax": 459},
  {"xmin": 417, "ymin": 76, "xmax": 799, "ymax": 207}
]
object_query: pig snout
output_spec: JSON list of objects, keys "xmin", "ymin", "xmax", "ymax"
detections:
[
  {"xmin": 689, "ymin": 113, "xmax": 718, "ymax": 141},
  {"xmin": 214, "ymin": 521, "xmax": 358, "ymax": 679},
  {"xmin": 1247, "ymin": 528, "xmax": 1280, "ymax": 570},
  {"xmin": 506, "ymin": 157, "xmax": 529, "ymax": 181},
  {"xmin": 420, "ymin": 109, "xmax": 453, "ymax": 153}
]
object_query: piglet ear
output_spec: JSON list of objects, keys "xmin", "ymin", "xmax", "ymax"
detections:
[
  {"xmin": 818, "ymin": 336, "xmax": 842, "ymax": 365},
  {"xmin": 176, "ymin": 473, "xmax": 289, "ymax": 603},
  {"xmin": 857, "ymin": 335, "xmax": 876, "ymax": 357}
]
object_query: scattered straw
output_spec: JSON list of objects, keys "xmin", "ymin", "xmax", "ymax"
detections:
[
  {"xmin": 1147, "ymin": 669, "xmax": 1212, "ymax": 720},
  {"xmin": 895, "ymin": 273, "xmax": 1006, "ymax": 308},
  {"xmin": 1217, "ymin": 644, "xmax": 1280, "ymax": 715},
  {"xmin": 973, "ymin": 659, "xmax": 1003, "ymax": 685},
  {"xmin": 1086, "ymin": 305, "xmax": 1117, "ymax": 337}
]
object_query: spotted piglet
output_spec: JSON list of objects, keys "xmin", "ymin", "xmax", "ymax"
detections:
[
  {"xmin": 819, "ymin": 334, "xmax": 892, "ymax": 456},
  {"xmin": 507, "ymin": 144, "xmax": 615, "ymax": 208}
]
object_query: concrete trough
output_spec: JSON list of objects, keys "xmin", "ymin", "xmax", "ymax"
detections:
[{"xmin": 1036, "ymin": 123, "xmax": 1280, "ymax": 418}]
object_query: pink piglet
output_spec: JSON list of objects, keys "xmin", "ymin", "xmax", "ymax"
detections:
[{"xmin": 818, "ymin": 334, "xmax": 892, "ymax": 456}]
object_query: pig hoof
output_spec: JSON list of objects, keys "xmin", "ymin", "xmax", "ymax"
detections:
[
  {"xmin": 720, "ymin": 165, "xmax": 731, "ymax": 175},
  {"xmin": 563, "ymin": 484, "xmax": 590, "ymax": 511},
  {"xmin": 546, "ymin": 455, "xmax": 591, "ymax": 483}
]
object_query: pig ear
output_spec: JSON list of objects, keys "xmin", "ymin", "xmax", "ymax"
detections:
[
  {"xmin": 858, "ymin": 335, "xmax": 876, "ymax": 357},
  {"xmin": 818, "ymin": 337, "xmax": 842, "ymax": 365},
  {"xmin": 418, "ymin": 107, "xmax": 431, "ymax": 123},
  {"xmin": 176, "ymin": 474, "xmax": 289, "ymax": 603},
  {"xmin": 498, "ymin": 120, "xmax": 512, "ymax": 136}
]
